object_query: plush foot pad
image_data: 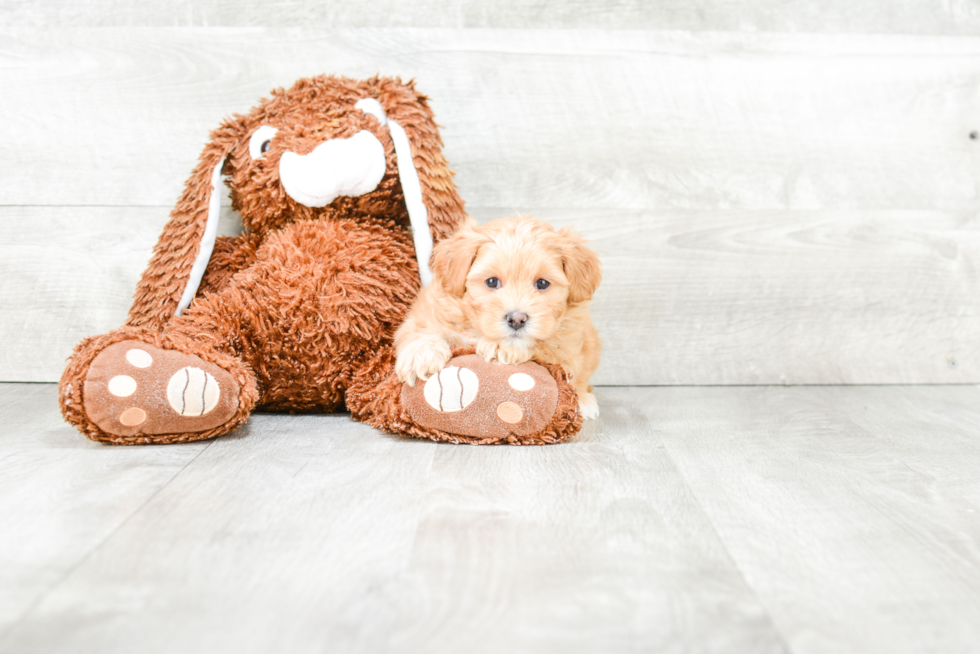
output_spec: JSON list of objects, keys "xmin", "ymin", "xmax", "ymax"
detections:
[
  {"xmin": 401, "ymin": 354, "xmax": 559, "ymax": 440},
  {"xmin": 83, "ymin": 340, "xmax": 240, "ymax": 437}
]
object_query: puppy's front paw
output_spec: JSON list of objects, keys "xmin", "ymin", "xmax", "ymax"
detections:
[
  {"xmin": 495, "ymin": 343, "xmax": 532, "ymax": 365},
  {"xmin": 477, "ymin": 338, "xmax": 531, "ymax": 365},
  {"xmin": 476, "ymin": 338, "xmax": 500, "ymax": 363},
  {"xmin": 396, "ymin": 336, "xmax": 453, "ymax": 386},
  {"xmin": 578, "ymin": 392, "xmax": 600, "ymax": 420}
]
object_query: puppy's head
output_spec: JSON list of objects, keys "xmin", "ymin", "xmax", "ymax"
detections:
[{"xmin": 431, "ymin": 216, "xmax": 601, "ymax": 348}]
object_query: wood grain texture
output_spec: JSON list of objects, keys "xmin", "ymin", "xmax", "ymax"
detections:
[
  {"xmin": 0, "ymin": 206, "xmax": 241, "ymax": 383},
  {"xmin": 0, "ymin": 384, "xmax": 785, "ymax": 654},
  {"xmin": 0, "ymin": 394, "xmax": 440, "ymax": 654},
  {"xmin": 5, "ymin": 383, "xmax": 980, "ymax": 652},
  {"xmin": 389, "ymin": 391, "xmax": 785, "ymax": 653},
  {"xmin": 2, "ymin": 29, "xmax": 979, "ymax": 211},
  {"xmin": 0, "ymin": 383, "xmax": 209, "ymax": 638},
  {"xmin": 2, "ymin": 0, "xmax": 980, "ymax": 33},
  {"xmin": 640, "ymin": 384, "xmax": 980, "ymax": 654},
  {"xmin": 5, "ymin": 205, "xmax": 978, "ymax": 385},
  {"xmin": 4, "ymin": 28, "xmax": 979, "ymax": 385},
  {"xmin": 476, "ymin": 207, "xmax": 980, "ymax": 386}
]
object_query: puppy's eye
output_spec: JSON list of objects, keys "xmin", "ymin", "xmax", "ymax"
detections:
[
  {"xmin": 485, "ymin": 277, "xmax": 501, "ymax": 289},
  {"xmin": 261, "ymin": 140, "xmax": 271, "ymax": 153},
  {"xmin": 535, "ymin": 279, "xmax": 550, "ymax": 290}
]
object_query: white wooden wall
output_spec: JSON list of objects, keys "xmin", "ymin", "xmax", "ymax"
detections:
[{"xmin": 2, "ymin": 3, "xmax": 979, "ymax": 385}]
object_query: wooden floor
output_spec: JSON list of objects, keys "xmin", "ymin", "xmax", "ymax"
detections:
[{"xmin": 2, "ymin": 383, "xmax": 979, "ymax": 653}]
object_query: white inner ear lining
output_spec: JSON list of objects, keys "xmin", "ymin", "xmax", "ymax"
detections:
[
  {"xmin": 175, "ymin": 155, "xmax": 224, "ymax": 316},
  {"xmin": 355, "ymin": 98, "xmax": 387, "ymax": 126},
  {"xmin": 356, "ymin": 97, "xmax": 434, "ymax": 288},
  {"xmin": 387, "ymin": 119, "xmax": 434, "ymax": 288}
]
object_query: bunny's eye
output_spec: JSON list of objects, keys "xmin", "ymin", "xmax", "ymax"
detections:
[{"xmin": 249, "ymin": 125, "xmax": 279, "ymax": 160}]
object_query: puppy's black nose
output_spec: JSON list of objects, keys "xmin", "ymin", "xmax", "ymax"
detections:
[{"xmin": 506, "ymin": 311, "xmax": 529, "ymax": 330}]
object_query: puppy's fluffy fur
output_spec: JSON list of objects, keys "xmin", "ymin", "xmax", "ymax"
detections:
[{"xmin": 395, "ymin": 216, "xmax": 602, "ymax": 419}]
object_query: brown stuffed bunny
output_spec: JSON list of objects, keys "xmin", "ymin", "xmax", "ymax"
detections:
[{"xmin": 58, "ymin": 75, "xmax": 582, "ymax": 446}]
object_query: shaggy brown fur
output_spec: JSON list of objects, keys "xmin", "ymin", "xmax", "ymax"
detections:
[{"xmin": 59, "ymin": 75, "xmax": 583, "ymax": 446}]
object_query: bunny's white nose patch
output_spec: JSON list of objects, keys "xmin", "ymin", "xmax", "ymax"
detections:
[{"xmin": 279, "ymin": 130, "xmax": 386, "ymax": 207}]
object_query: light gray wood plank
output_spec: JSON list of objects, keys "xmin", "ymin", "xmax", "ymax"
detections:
[
  {"xmin": 0, "ymin": 386, "xmax": 787, "ymax": 654},
  {"xmin": 477, "ymin": 207, "xmax": 980, "ymax": 386},
  {"xmin": 2, "ymin": 29, "xmax": 979, "ymax": 211},
  {"xmin": 6, "ymin": 206, "xmax": 978, "ymax": 385},
  {"xmin": 389, "ymin": 389, "xmax": 786, "ymax": 654},
  {"xmin": 0, "ymin": 205, "xmax": 241, "ymax": 383},
  {"xmin": 3, "ymin": 0, "xmax": 980, "ymax": 34},
  {"xmin": 638, "ymin": 384, "xmax": 980, "ymax": 654},
  {"xmin": 7, "ymin": 383, "xmax": 980, "ymax": 653},
  {"xmin": 0, "ymin": 406, "xmax": 438, "ymax": 654},
  {"xmin": 0, "ymin": 383, "xmax": 210, "ymax": 638},
  {"xmin": 0, "ymin": 207, "xmax": 164, "ymax": 383}
]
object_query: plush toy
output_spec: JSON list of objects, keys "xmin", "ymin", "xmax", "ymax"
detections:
[{"xmin": 58, "ymin": 75, "xmax": 582, "ymax": 446}]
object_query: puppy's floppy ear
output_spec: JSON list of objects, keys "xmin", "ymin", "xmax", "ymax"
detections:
[
  {"xmin": 127, "ymin": 116, "xmax": 246, "ymax": 329},
  {"xmin": 430, "ymin": 222, "xmax": 485, "ymax": 298},
  {"xmin": 558, "ymin": 226, "xmax": 602, "ymax": 303},
  {"xmin": 358, "ymin": 77, "xmax": 469, "ymax": 287}
]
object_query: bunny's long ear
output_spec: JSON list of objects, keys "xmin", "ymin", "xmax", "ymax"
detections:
[
  {"xmin": 126, "ymin": 119, "xmax": 244, "ymax": 330},
  {"xmin": 358, "ymin": 79, "xmax": 469, "ymax": 288}
]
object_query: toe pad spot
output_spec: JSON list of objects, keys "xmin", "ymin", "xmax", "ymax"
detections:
[
  {"xmin": 125, "ymin": 348, "xmax": 153, "ymax": 368},
  {"xmin": 508, "ymin": 373, "xmax": 535, "ymax": 391},
  {"xmin": 107, "ymin": 375, "xmax": 137, "ymax": 397},
  {"xmin": 497, "ymin": 401, "xmax": 524, "ymax": 424},
  {"xmin": 119, "ymin": 407, "xmax": 146, "ymax": 426}
]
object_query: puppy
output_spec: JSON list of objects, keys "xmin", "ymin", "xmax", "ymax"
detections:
[{"xmin": 395, "ymin": 216, "xmax": 602, "ymax": 419}]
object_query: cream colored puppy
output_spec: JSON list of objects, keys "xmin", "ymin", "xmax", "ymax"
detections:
[{"xmin": 395, "ymin": 216, "xmax": 602, "ymax": 419}]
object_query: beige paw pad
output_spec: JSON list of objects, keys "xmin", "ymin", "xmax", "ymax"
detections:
[
  {"xmin": 423, "ymin": 366, "xmax": 479, "ymax": 412},
  {"xmin": 167, "ymin": 367, "xmax": 220, "ymax": 417}
]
